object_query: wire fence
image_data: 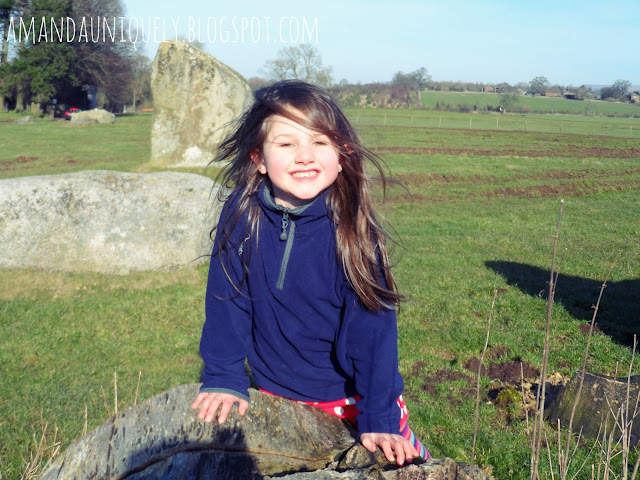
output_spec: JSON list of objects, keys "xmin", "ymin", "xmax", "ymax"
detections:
[{"xmin": 348, "ymin": 112, "xmax": 640, "ymax": 139}]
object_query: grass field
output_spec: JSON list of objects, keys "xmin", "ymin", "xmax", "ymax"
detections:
[
  {"xmin": 347, "ymin": 108, "xmax": 640, "ymax": 138},
  {"xmin": 419, "ymin": 90, "xmax": 640, "ymax": 117},
  {"xmin": 1, "ymin": 111, "xmax": 639, "ymax": 479}
]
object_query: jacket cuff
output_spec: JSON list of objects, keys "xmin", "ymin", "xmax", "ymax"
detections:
[
  {"xmin": 355, "ymin": 409, "xmax": 401, "ymax": 435},
  {"xmin": 199, "ymin": 387, "xmax": 250, "ymax": 403}
]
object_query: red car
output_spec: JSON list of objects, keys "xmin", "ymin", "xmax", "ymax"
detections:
[{"xmin": 64, "ymin": 107, "xmax": 81, "ymax": 120}]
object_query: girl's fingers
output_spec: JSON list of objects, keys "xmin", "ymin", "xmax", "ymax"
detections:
[
  {"xmin": 191, "ymin": 392, "xmax": 208, "ymax": 409},
  {"xmin": 204, "ymin": 398, "xmax": 222, "ymax": 422},
  {"xmin": 361, "ymin": 436, "xmax": 376, "ymax": 453},
  {"xmin": 380, "ymin": 439, "xmax": 396, "ymax": 463},
  {"xmin": 238, "ymin": 399, "xmax": 249, "ymax": 416},
  {"xmin": 217, "ymin": 400, "xmax": 233, "ymax": 424}
]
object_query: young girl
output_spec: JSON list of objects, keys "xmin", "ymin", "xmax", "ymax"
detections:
[{"xmin": 192, "ymin": 80, "xmax": 429, "ymax": 466}]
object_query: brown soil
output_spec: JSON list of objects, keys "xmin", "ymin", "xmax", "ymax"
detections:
[
  {"xmin": 1, "ymin": 155, "xmax": 39, "ymax": 172},
  {"xmin": 374, "ymin": 145, "xmax": 640, "ymax": 159},
  {"xmin": 463, "ymin": 358, "xmax": 540, "ymax": 383},
  {"xmin": 578, "ymin": 322, "xmax": 602, "ymax": 336},
  {"xmin": 388, "ymin": 177, "xmax": 640, "ymax": 204},
  {"xmin": 395, "ymin": 166, "xmax": 640, "ymax": 188}
]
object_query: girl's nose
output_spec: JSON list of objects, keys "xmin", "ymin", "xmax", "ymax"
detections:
[{"xmin": 295, "ymin": 144, "xmax": 314, "ymax": 163}]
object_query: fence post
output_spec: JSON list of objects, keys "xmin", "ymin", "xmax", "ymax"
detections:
[
  {"xmin": 469, "ymin": 118, "xmax": 472, "ymax": 129},
  {"xmin": 384, "ymin": 114, "xmax": 387, "ymax": 126},
  {"xmin": 439, "ymin": 115, "xmax": 442, "ymax": 128},
  {"xmin": 410, "ymin": 115, "xmax": 414, "ymax": 126}
]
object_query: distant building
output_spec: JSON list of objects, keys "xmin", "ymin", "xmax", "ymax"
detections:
[
  {"xmin": 545, "ymin": 92, "xmax": 562, "ymax": 97},
  {"xmin": 630, "ymin": 92, "xmax": 640, "ymax": 104},
  {"xmin": 483, "ymin": 86, "xmax": 494, "ymax": 93}
]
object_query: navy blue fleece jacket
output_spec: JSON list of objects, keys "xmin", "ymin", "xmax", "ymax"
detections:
[{"xmin": 199, "ymin": 181, "xmax": 404, "ymax": 434}]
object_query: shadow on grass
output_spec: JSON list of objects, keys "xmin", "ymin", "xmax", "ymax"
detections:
[{"xmin": 486, "ymin": 261, "xmax": 639, "ymax": 348}]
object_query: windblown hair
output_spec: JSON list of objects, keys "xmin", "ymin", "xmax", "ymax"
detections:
[{"xmin": 212, "ymin": 79, "xmax": 402, "ymax": 311}]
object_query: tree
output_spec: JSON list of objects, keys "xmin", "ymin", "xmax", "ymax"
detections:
[
  {"xmin": 529, "ymin": 76, "xmax": 550, "ymax": 96},
  {"xmin": 11, "ymin": 0, "xmax": 77, "ymax": 108},
  {"xmin": 130, "ymin": 53, "xmax": 151, "ymax": 111},
  {"xmin": 600, "ymin": 79, "xmax": 631, "ymax": 101},
  {"xmin": 2, "ymin": 0, "xmax": 136, "ymax": 111},
  {"xmin": 391, "ymin": 67, "xmax": 431, "ymax": 91},
  {"xmin": 499, "ymin": 91, "xmax": 519, "ymax": 113},
  {"xmin": 575, "ymin": 85, "xmax": 595, "ymax": 101},
  {"xmin": 261, "ymin": 44, "xmax": 333, "ymax": 88},
  {"xmin": 71, "ymin": 0, "xmax": 133, "ymax": 107}
]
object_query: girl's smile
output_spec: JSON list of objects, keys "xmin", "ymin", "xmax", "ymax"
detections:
[{"xmin": 253, "ymin": 111, "xmax": 342, "ymax": 209}]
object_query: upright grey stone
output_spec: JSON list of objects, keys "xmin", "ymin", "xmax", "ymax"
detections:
[
  {"xmin": 151, "ymin": 41, "xmax": 253, "ymax": 168},
  {"xmin": 0, "ymin": 171, "xmax": 220, "ymax": 274},
  {"xmin": 547, "ymin": 371, "xmax": 640, "ymax": 448}
]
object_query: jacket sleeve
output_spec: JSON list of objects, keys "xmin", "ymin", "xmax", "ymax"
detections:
[
  {"xmin": 199, "ymin": 198, "xmax": 253, "ymax": 400},
  {"xmin": 342, "ymin": 287, "xmax": 404, "ymax": 435}
]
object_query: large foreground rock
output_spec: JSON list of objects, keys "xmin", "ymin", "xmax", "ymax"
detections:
[
  {"xmin": 151, "ymin": 41, "xmax": 253, "ymax": 167},
  {"xmin": 0, "ymin": 170, "xmax": 220, "ymax": 274},
  {"xmin": 40, "ymin": 384, "xmax": 492, "ymax": 480},
  {"xmin": 547, "ymin": 371, "xmax": 640, "ymax": 448}
]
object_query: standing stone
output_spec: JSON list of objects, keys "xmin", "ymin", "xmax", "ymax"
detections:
[
  {"xmin": 546, "ymin": 371, "xmax": 640, "ymax": 448},
  {"xmin": 0, "ymin": 170, "xmax": 220, "ymax": 274},
  {"xmin": 151, "ymin": 41, "xmax": 253, "ymax": 168}
]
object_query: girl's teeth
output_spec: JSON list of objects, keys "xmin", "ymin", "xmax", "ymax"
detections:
[{"xmin": 293, "ymin": 171, "xmax": 317, "ymax": 178}]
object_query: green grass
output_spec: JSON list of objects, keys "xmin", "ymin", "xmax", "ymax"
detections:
[
  {"xmin": 419, "ymin": 90, "xmax": 640, "ymax": 117},
  {"xmin": 1, "ymin": 113, "xmax": 638, "ymax": 479}
]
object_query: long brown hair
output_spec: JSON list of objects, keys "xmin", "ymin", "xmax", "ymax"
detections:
[{"xmin": 211, "ymin": 79, "xmax": 402, "ymax": 311}]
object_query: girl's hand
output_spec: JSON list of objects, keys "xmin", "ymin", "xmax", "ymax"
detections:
[
  {"xmin": 192, "ymin": 392, "xmax": 249, "ymax": 424},
  {"xmin": 360, "ymin": 432, "xmax": 418, "ymax": 467}
]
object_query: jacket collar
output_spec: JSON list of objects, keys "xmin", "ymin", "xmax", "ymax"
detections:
[{"xmin": 259, "ymin": 180, "xmax": 330, "ymax": 221}]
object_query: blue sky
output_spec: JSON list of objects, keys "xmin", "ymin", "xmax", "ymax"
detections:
[{"xmin": 124, "ymin": 0, "xmax": 639, "ymax": 87}]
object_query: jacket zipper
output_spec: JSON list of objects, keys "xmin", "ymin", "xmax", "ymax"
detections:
[{"xmin": 276, "ymin": 211, "xmax": 295, "ymax": 290}]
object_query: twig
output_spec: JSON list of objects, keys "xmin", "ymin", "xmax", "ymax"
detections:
[
  {"xmin": 114, "ymin": 371, "xmax": 118, "ymax": 414},
  {"xmin": 569, "ymin": 426, "xmax": 601, "ymax": 480},
  {"xmin": 471, "ymin": 288, "xmax": 498, "ymax": 466},
  {"xmin": 622, "ymin": 336, "xmax": 637, "ymax": 480},
  {"xmin": 101, "ymin": 385, "xmax": 111, "ymax": 417},
  {"xmin": 19, "ymin": 422, "xmax": 62, "ymax": 480},
  {"xmin": 545, "ymin": 429, "xmax": 556, "ymax": 480},
  {"xmin": 531, "ymin": 199, "xmax": 564, "ymax": 480},
  {"xmin": 134, "ymin": 370, "xmax": 142, "ymax": 406},
  {"xmin": 558, "ymin": 419, "xmax": 564, "ymax": 477},
  {"xmin": 83, "ymin": 406, "xmax": 88, "ymax": 436},
  {"xmin": 522, "ymin": 362, "xmax": 531, "ymax": 435}
]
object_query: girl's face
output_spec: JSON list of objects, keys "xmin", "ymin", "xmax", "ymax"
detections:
[{"xmin": 253, "ymin": 110, "xmax": 342, "ymax": 209}]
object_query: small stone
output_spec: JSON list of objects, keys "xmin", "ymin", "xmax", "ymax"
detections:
[
  {"xmin": 69, "ymin": 109, "xmax": 115, "ymax": 124},
  {"xmin": 14, "ymin": 115, "xmax": 35, "ymax": 124}
]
